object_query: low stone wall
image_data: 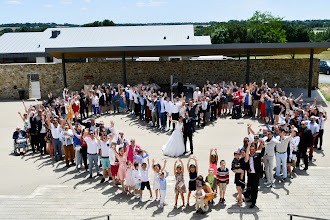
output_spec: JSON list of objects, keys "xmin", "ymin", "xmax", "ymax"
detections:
[{"xmin": 0, "ymin": 59, "xmax": 319, "ymax": 99}]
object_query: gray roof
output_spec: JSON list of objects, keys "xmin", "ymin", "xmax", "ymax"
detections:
[
  {"xmin": 46, "ymin": 42, "xmax": 330, "ymax": 59},
  {"xmin": 0, "ymin": 25, "xmax": 211, "ymax": 55}
]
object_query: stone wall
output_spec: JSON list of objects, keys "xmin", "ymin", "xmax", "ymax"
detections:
[{"xmin": 0, "ymin": 59, "xmax": 319, "ymax": 99}]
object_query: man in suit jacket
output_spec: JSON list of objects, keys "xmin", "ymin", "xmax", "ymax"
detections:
[
  {"xmin": 79, "ymin": 91, "xmax": 89, "ymax": 119},
  {"xmin": 183, "ymin": 112, "xmax": 196, "ymax": 154},
  {"xmin": 30, "ymin": 111, "xmax": 41, "ymax": 153},
  {"xmin": 155, "ymin": 97, "xmax": 166, "ymax": 130},
  {"xmin": 297, "ymin": 121, "xmax": 313, "ymax": 170},
  {"xmin": 246, "ymin": 142, "xmax": 265, "ymax": 208}
]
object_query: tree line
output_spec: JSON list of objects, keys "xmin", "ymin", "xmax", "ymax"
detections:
[
  {"xmin": 1, "ymin": 14, "xmax": 329, "ymax": 42},
  {"xmin": 196, "ymin": 11, "xmax": 330, "ymax": 43}
]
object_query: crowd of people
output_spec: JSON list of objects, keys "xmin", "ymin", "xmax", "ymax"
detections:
[{"xmin": 13, "ymin": 79, "xmax": 327, "ymax": 212}]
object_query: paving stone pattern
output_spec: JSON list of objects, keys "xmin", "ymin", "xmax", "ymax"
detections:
[{"xmin": 1, "ymin": 101, "xmax": 330, "ymax": 220}]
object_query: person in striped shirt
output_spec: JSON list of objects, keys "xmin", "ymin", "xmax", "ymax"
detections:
[{"xmin": 216, "ymin": 160, "xmax": 229, "ymax": 203}]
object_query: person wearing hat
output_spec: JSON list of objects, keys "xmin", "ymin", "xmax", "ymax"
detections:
[{"xmin": 193, "ymin": 183, "xmax": 206, "ymax": 214}]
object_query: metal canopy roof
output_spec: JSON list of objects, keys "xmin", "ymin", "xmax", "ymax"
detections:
[{"xmin": 46, "ymin": 42, "xmax": 330, "ymax": 59}]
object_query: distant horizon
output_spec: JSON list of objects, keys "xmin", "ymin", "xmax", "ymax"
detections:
[
  {"xmin": 1, "ymin": 18, "xmax": 330, "ymax": 26},
  {"xmin": 1, "ymin": 0, "xmax": 329, "ymax": 25}
]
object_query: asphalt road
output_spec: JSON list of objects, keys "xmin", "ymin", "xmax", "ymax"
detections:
[{"xmin": 319, "ymin": 73, "xmax": 330, "ymax": 84}]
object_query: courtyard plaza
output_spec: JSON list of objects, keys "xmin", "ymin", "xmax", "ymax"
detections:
[{"xmin": 0, "ymin": 101, "xmax": 329, "ymax": 220}]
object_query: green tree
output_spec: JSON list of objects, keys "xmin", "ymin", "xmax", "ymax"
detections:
[
  {"xmin": 248, "ymin": 11, "xmax": 286, "ymax": 43},
  {"xmin": 83, "ymin": 20, "xmax": 116, "ymax": 27},
  {"xmin": 211, "ymin": 22, "xmax": 254, "ymax": 44},
  {"xmin": 282, "ymin": 24, "xmax": 310, "ymax": 42},
  {"xmin": 102, "ymin": 19, "xmax": 116, "ymax": 26}
]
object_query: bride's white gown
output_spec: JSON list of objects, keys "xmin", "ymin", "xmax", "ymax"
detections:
[{"xmin": 162, "ymin": 122, "xmax": 186, "ymax": 157}]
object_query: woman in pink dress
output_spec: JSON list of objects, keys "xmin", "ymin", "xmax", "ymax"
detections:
[{"xmin": 115, "ymin": 146, "xmax": 129, "ymax": 193}]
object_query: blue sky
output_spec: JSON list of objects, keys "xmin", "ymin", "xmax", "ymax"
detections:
[{"xmin": 0, "ymin": 0, "xmax": 329, "ymax": 24}]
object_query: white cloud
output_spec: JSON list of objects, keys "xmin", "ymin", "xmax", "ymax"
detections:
[
  {"xmin": 136, "ymin": 0, "xmax": 167, "ymax": 7},
  {"xmin": 61, "ymin": 1, "xmax": 72, "ymax": 4},
  {"xmin": 81, "ymin": 7, "xmax": 87, "ymax": 11},
  {"xmin": 5, "ymin": 1, "xmax": 22, "ymax": 5},
  {"xmin": 84, "ymin": 0, "xmax": 91, "ymax": 2},
  {"xmin": 44, "ymin": 4, "xmax": 53, "ymax": 8}
]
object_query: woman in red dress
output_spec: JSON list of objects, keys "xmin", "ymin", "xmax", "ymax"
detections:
[
  {"xmin": 72, "ymin": 96, "xmax": 80, "ymax": 120},
  {"xmin": 260, "ymin": 91, "xmax": 266, "ymax": 119}
]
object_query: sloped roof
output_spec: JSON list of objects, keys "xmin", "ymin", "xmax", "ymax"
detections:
[{"xmin": 0, "ymin": 25, "xmax": 211, "ymax": 55}]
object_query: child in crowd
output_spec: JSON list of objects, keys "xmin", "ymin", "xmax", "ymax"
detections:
[
  {"xmin": 152, "ymin": 159, "xmax": 167, "ymax": 201},
  {"xmin": 217, "ymin": 160, "xmax": 229, "ymax": 203},
  {"xmin": 174, "ymin": 158, "xmax": 186, "ymax": 208},
  {"xmin": 205, "ymin": 168, "xmax": 216, "ymax": 204},
  {"xmin": 231, "ymin": 151, "xmax": 244, "ymax": 182},
  {"xmin": 110, "ymin": 141, "xmax": 119, "ymax": 187},
  {"xmin": 193, "ymin": 183, "xmax": 206, "ymax": 214},
  {"xmin": 158, "ymin": 170, "xmax": 169, "ymax": 208},
  {"xmin": 125, "ymin": 160, "xmax": 135, "ymax": 195},
  {"xmin": 114, "ymin": 146, "xmax": 129, "ymax": 193},
  {"xmin": 132, "ymin": 161, "xmax": 141, "ymax": 198},
  {"xmin": 140, "ymin": 158, "xmax": 153, "ymax": 202},
  {"xmin": 209, "ymin": 148, "xmax": 218, "ymax": 194},
  {"xmin": 134, "ymin": 149, "xmax": 149, "ymax": 163},
  {"xmin": 187, "ymin": 156, "xmax": 198, "ymax": 206}
]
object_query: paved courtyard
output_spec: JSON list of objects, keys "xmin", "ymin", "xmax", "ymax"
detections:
[{"xmin": 1, "ymin": 101, "xmax": 330, "ymax": 220}]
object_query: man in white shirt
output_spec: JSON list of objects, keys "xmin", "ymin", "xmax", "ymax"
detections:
[
  {"xmin": 90, "ymin": 92, "xmax": 100, "ymax": 116},
  {"xmin": 164, "ymin": 96, "xmax": 172, "ymax": 130},
  {"xmin": 275, "ymin": 126, "xmax": 295, "ymax": 182},
  {"xmin": 193, "ymin": 87, "xmax": 202, "ymax": 101},
  {"xmin": 125, "ymin": 85, "xmax": 135, "ymax": 114},
  {"xmin": 157, "ymin": 97, "xmax": 166, "ymax": 130},
  {"xmin": 308, "ymin": 116, "xmax": 319, "ymax": 159},
  {"xmin": 170, "ymin": 97, "xmax": 180, "ymax": 131},
  {"xmin": 264, "ymin": 130, "xmax": 280, "ymax": 187},
  {"xmin": 84, "ymin": 130, "xmax": 101, "ymax": 178},
  {"xmin": 47, "ymin": 115, "xmax": 63, "ymax": 162},
  {"xmin": 316, "ymin": 112, "xmax": 327, "ymax": 150}
]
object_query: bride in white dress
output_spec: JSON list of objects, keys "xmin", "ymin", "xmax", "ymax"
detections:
[{"xmin": 162, "ymin": 115, "xmax": 186, "ymax": 157}]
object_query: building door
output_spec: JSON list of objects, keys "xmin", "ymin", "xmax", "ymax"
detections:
[{"xmin": 27, "ymin": 72, "xmax": 41, "ymax": 99}]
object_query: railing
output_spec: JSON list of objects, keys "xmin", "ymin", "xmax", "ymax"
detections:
[{"xmin": 288, "ymin": 214, "xmax": 329, "ymax": 220}]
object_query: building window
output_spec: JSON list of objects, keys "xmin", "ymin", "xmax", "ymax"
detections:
[
  {"xmin": 16, "ymin": 57, "xmax": 28, "ymax": 63},
  {"xmin": 46, "ymin": 57, "xmax": 54, "ymax": 63},
  {"xmin": 3, "ymin": 58, "xmax": 14, "ymax": 63}
]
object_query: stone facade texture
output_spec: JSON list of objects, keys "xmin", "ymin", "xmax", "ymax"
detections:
[{"xmin": 0, "ymin": 59, "xmax": 319, "ymax": 99}]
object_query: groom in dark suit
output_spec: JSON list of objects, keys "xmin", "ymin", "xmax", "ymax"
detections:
[{"xmin": 183, "ymin": 112, "xmax": 195, "ymax": 154}]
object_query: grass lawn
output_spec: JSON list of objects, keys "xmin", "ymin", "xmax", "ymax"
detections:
[
  {"xmin": 319, "ymin": 83, "xmax": 330, "ymax": 101},
  {"xmin": 258, "ymin": 49, "xmax": 330, "ymax": 60}
]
